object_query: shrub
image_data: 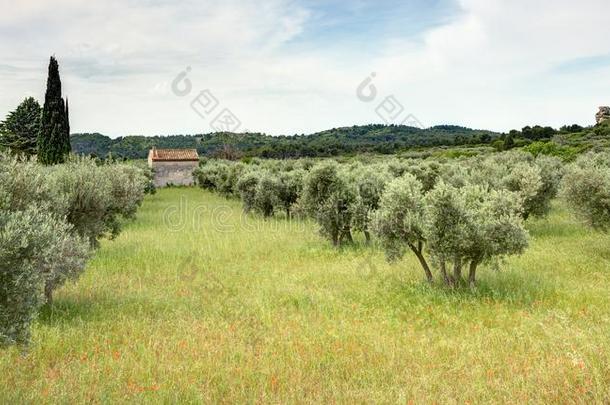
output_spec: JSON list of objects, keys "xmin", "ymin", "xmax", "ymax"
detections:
[{"xmin": 194, "ymin": 161, "xmax": 229, "ymax": 192}]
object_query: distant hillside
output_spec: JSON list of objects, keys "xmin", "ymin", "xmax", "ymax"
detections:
[{"xmin": 71, "ymin": 124, "xmax": 499, "ymax": 159}]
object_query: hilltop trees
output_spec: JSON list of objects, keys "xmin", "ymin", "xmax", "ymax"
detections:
[
  {"xmin": 37, "ymin": 56, "xmax": 71, "ymax": 165},
  {"xmin": 0, "ymin": 97, "xmax": 41, "ymax": 156}
]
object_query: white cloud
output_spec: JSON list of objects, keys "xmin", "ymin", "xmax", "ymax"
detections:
[{"xmin": 0, "ymin": 0, "xmax": 609, "ymax": 136}]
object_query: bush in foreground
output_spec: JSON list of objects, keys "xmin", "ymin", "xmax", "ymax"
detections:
[
  {"xmin": 0, "ymin": 207, "xmax": 88, "ymax": 346},
  {"xmin": 0, "ymin": 154, "xmax": 147, "ymax": 346}
]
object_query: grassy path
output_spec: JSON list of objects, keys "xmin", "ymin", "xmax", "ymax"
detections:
[{"xmin": 1, "ymin": 188, "xmax": 609, "ymax": 403}]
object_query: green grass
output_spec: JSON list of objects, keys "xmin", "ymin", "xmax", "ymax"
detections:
[{"xmin": 1, "ymin": 188, "xmax": 609, "ymax": 403}]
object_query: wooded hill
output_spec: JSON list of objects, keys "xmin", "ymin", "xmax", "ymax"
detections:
[{"xmin": 70, "ymin": 125, "xmax": 499, "ymax": 159}]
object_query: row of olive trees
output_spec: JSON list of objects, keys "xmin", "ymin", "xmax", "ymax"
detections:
[
  {"xmin": 194, "ymin": 152, "xmax": 565, "ymax": 286},
  {"xmin": 0, "ymin": 155, "xmax": 149, "ymax": 346}
]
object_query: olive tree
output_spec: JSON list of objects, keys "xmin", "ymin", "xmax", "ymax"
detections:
[
  {"xmin": 302, "ymin": 162, "xmax": 356, "ymax": 246},
  {"xmin": 0, "ymin": 207, "xmax": 88, "ymax": 346},
  {"xmin": 236, "ymin": 170, "xmax": 260, "ymax": 213},
  {"xmin": 276, "ymin": 169, "xmax": 305, "ymax": 218},
  {"xmin": 425, "ymin": 183, "xmax": 528, "ymax": 287},
  {"xmin": 373, "ymin": 174, "xmax": 434, "ymax": 282},
  {"xmin": 350, "ymin": 165, "xmax": 390, "ymax": 243},
  {"xmin": 48, "ymin": 157, "xmax": 146, "ymax": 246},
  {"xmin": 194, "ymin": 161, "xmax": 230, "ymax": 192},
  {"xmin": 561, "ymin": 152, "xmax": 610, "ymax": 231},
  {"xmin": 254, "ymin": 172, "xmax": 280, "ymax": 217},
  {"xmin": 463, "ymin": 152, "xmax": 563, "ymax": 220}
]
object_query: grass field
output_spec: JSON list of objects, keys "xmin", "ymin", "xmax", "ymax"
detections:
[{"xmin": 1, "ymin": 188, "xmax": 609, "ymax": 403}]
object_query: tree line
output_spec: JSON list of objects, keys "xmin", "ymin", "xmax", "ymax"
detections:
[{"xmin": 69, "ymin": 126, "xmax": 500, "ymax": 160}]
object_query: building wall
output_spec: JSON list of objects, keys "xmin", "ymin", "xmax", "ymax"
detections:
[{"xmin": 151, "ymin": 161, "xmax": 198, "ymax": 187}]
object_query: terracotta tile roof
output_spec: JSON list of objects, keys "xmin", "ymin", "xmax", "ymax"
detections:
[{"xmin": 149, "ymin": 148, "xmax": 199, "ymax": 162}]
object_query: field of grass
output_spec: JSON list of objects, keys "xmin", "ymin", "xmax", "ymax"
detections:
[{"xmin": 1, "ymin": 188, "xmax": 609, "ymax": 403}]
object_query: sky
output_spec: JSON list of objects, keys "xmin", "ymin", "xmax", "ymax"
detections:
[{"xmin": 1, "ymin": 0, "xmax": 609, "ymax": 137}]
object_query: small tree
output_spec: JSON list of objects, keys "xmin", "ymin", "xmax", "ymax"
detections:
[
  {"xmin": 425, "ymin": 183, "xmax": 528, "ymax": 287},
  {"xmin": 48, "ymin": 157, "xmax": 147, "ymax": 247},
  {"xmin": 236, "ymin": 171, "xmax": 260, "ymax": 213},
  {"xmin": 351, "ymin": 165, "xmax": 389, "ymax": 243},
  {"xmin": 0, "ymin": 205, "xmax": 88, "ymax": 346},
  {"xmin": 254, "ymin": 172, "xmax": 280, "ymax": 217},
  {"xmin": 373, "ymin": 175, "xmax": 433, "ymax": 282},
  {"xmin": 194, "ymin": 161, "xmax": 224, "ymax": 191},
  {"xmin": 0, "ymin": 97, "xmax": 41, "ymax": 156},
  {"xmin": 302, "ymin": 162, "xmax": 356, "ymax": 246},
  {"xmin": 38, "ymin": 56, "xmax": 71, "ymax": 165},
  {"xmin": 276, "ymin": 169, "xmax": 305, "ymax": 218},
  {"xmin": 463, "ymin": 152, "xmax": 561, "ymax": 220},
  {"xmin": 561, "ymin": 152, "xmax": 610, "ymax": 231}
]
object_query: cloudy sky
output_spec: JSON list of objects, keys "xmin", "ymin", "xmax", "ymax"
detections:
[{"xmin": 1, "ymin": 0, "xmax": 609, "ymax": 137}]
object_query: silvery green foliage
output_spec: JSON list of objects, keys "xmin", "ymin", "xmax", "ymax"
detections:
[
  {"xmin": 223, "ymin": 162, "xmax": 247, "ymax": 196},
  {"xmin": 529, "ymin": 156, "xmax": 564, "ymax": 218},
  {"xmin": 0, "ymin": 154, "xmax": 145, "ymax": 346},
  {"xmin": 254, "ymin": 172, "xmax": 280, "ymax": 217},
  {"xmin": 561, "ymin": 152, "xmax": 610, "ymax": 231},
  {"xmin": 102, "ymin": 163, "xmax": 148, "ymax": 237},
  {"xmin": 350, "ymin": 165, "xmax": 390, "ymax": 243},
  {"xmin": 0, "ymin": 156, "xmax": 59, "ymax": 213},
  {"xmin": 276, "ymin": 169, "xmax": 305, "ymax": 218},
  {"xmin": 194, "ymin": 161, "xmax": 230, "ymax": 193},
  {"xmin": 425, "ymin": 182, "xmax": 528, "ymax": 286},
  {"xmin": 373, "ymin": 174, "xmax": 434, "ymax": 281},
  {"xmin": 236, "ymin": 170, "xmax": 260, "ymax": 213},
  {"xmin": 48, "ymin": 157, "xmax": 146, "ymax": 246},
  {"xmin": 386, "ymin": 159, "xmax": 410, "ymax": 178},
  {"xmin": 302, "ymin": 162, "xmax": 356, "ymax": 246},
  {"xmin": 0, "ymin": 206, "xmax": 88, "ymax": 346},
  {"xmin": 404, "ymin": 160, "xmax": 443, "ymax": 192},
  {"xmin": 451, "ymin": 151, "xmax": 563, "ymax": 219}
]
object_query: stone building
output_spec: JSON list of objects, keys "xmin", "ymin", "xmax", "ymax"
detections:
[
  {"xmin": 147, "ymin": 148, "xmax": 199, "ymax": 187},
  {"xmin": 596, "ymin": 106, "xmax": 610, "ymax": 125}
]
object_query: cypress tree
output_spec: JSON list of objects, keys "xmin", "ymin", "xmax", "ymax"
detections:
[{"xmin": 37, "ymin": 56, "xmax": 71, "ymax": 164}]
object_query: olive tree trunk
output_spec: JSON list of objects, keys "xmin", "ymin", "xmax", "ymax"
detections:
[
  {"xmin": 453, "ymin": 258, "xmax": 463, "ymax": 286},
  {"xmin": 468, "ymin": 260, "xmax": 479, "ymax": 288},
  {"xmin": 409, "ymin": 242, "xmax": 434, "ymax": 283}
]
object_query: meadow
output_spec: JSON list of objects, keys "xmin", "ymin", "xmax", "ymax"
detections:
[{"xmin": 1, "ymin": 187, "xmax": 609, "ymax": 403}]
